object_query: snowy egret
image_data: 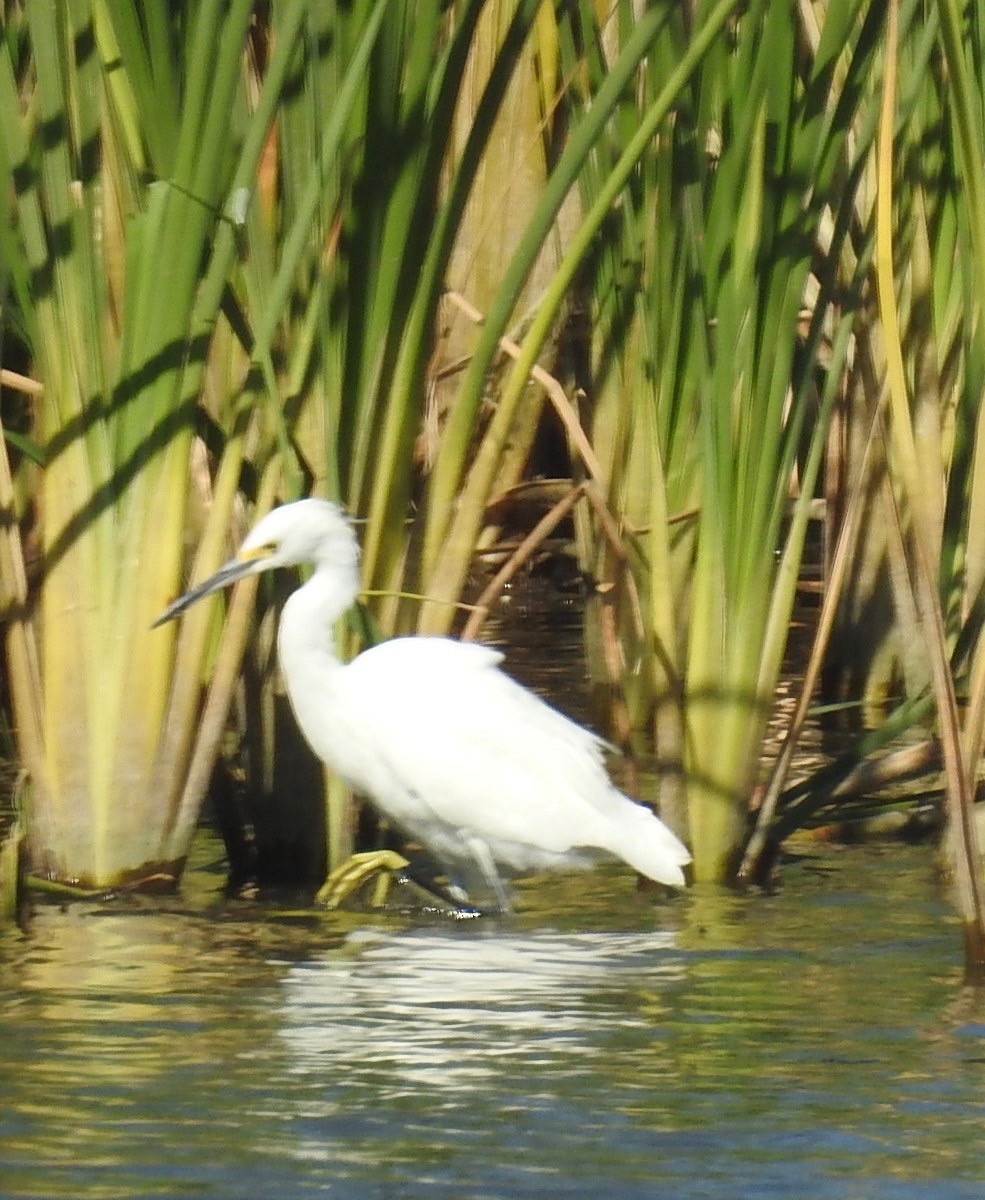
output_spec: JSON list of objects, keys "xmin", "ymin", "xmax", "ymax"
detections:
[{"xmin": 155, "ymin": 499, "xmax": 690, "ymax": 908}]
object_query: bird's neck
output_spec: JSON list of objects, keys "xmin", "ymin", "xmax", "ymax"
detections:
[{"xmin": 277, "ymin": 561, "xmax": 359, "ymax": 681}]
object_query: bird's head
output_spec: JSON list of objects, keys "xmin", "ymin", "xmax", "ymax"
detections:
[
  {"xmin": 241, "ymin": 499, "xmax": 359, "ymax": 572},
  {"xmin": 153, "ymin": 498, "xmax": 359, "ymax": 627}
]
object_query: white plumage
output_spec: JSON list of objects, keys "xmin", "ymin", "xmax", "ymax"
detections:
[{"xmin": 156, "ymin": 499, "xmax": 690, "ymax": 906}]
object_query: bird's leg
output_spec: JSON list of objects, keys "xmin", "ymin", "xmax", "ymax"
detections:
[
  {"xmin": 442, "ymin": 879, "xmax": 475, "ymax": 909},
  {"xmin": 463, "ymin": 835, "xmax": 512, "ymax": 915},
  {"xmin": 315, "ymin": 849, "xmax": 410, "ymax": 909},
  {"xmin": 317, "ymin": 848, "xmax": 487, "ymax": 917}
]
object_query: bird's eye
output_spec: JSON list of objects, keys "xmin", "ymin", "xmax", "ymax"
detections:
[{"xmin": 241, "ymin": 542, "xmax": 277, "ymax": 563}]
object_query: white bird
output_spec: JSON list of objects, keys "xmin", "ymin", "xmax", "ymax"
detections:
[{"xmin": 155, "ymin": 499, "xmax": 690, "ymax": 909}]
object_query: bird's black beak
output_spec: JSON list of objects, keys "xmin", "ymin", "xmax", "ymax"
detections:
[{"xmin": 152, "ymin": 551, "xmax": 268, "ymax": 628}]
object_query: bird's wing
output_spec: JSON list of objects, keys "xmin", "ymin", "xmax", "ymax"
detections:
[{"xmin": 340, "ymin": 637, "xmax": 625, "ymax": 857}]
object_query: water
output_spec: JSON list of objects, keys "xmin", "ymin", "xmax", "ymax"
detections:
[
  {"xmin": 2, "ymin": 836, "xmax": 985, "ymax": 1200},
  {"xmin": 3, "ymin": 579, "xmax": 983, "ymax": 1198}
]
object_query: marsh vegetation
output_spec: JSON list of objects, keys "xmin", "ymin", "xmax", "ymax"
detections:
[{"xmin": 1, "ymin": 0, "xmax": 985, "ymax": 968}]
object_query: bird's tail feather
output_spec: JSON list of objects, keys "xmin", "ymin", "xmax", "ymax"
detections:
[{"xmin": 608, "ymin": 803, "xmax": 691, "ymax": 887}]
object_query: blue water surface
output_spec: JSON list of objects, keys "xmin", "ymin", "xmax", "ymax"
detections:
[{"xmin": 1, "ymin": 836, "xmax": 983, "ymax": 1200}]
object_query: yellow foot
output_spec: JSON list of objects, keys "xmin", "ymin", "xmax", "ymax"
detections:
[{"xmin": 315, "ymin": 850, "xmax": 411, "ymax": 909}]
